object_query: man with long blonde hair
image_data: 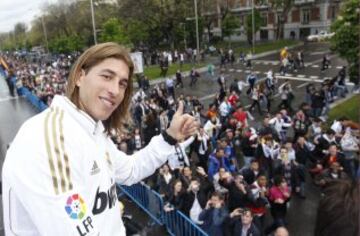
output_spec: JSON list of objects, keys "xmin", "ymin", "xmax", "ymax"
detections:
[{"xmin": 2, "ymin": 42, "xmax": 198, "ymax": 235}]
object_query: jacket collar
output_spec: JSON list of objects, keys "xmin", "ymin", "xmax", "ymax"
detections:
[{"xmin": 51, "ymin": 95, "xmax": 105, "ymax": 136}]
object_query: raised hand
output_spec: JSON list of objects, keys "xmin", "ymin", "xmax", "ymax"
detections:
[{"xmin": 166, "ymin": 101, "xmax": 200, "ymax": 141}]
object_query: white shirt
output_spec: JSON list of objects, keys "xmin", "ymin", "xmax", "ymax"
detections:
[
  {"xmin": 204, "ymin": 119, "xmax": 221, "ymax": 138},
  {"xmin": 168, "ymin": 136, "xmax": 195, "ymax": 170},
  {"xmin": 237, "ymin": 80, "xmax": 247, "ymax": 91},
  {"xmin": 197, "ymin": 133, "xmax": 209, "ymax": 155},
  {"xmin": 190, "ymin": 194, "xmax": 203, "ymax": 224},
  {"xmin": 219, "ymin": 101, "xmax": 231, "ymax": 117},
  {"xmin": 2, "ymin": 95, "xmax": 176, "ymax": 236},
  {"xmin": 331, "ymin": 120, "xmax": 343, "ymax": 135},
  {"xmin": 166, "ymin": 78, "xmax": 174, "ymax": 88}
]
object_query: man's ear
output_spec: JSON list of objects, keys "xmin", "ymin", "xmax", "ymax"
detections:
[{"xmin": 76, "ymin": 70, "xmax": 85, "ymax": 87}]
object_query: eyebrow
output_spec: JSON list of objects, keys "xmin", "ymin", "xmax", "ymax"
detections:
[
  {"xmin": 99, "ymin": 69, "xmax": 116, "ymax": 76},
  {"xmin": 99, "ymin": 69, "xmax": 128, "ymax": 83}
]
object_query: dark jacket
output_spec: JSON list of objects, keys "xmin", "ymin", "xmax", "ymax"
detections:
[
  {"xmin": 240, "ymin": 168, "xmax": 265, "ymax": 186},
  {"xmin": 295, "ymin": 143, "xmax": 315, "ymax": 165},
  {"xmin": 219, "ymin": 180, "xmax": 252, "ymax": 211},
  {"xmin": 232, "ymin": 220, "xmax": 261, "ymax": 236},
  {"xmin": 199, "ymin": 207, "xmax": 228, "ymax": 236},
  {"xmin": 182, "ymin": 176, "xmax": 214, "ymax": 217}
]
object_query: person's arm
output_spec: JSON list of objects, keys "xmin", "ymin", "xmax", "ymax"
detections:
[
  {"xmin": 198, "ymin": 207, "xmax": 211, "ymax": 221},
  {"xmin": 212, "ymin": 207, "xmax": 228, "ymax": 226},
  {"xmin": 268, "ymin": 117, "xmax": 277, "ymax": 125},
  {"xmin": 111, "ymin": 135, "xmax": 174, "ymax": 185},
  {"xmin": 181, "ymin": 135, "xmax": 195, "ymax": 148},
  {"xmin": 3, "ymin": 122, "xmax": 101, "ymax": 235},
  {"xmin": 113, "ymin": 102, "xmax": 198, "ymax": 185}
]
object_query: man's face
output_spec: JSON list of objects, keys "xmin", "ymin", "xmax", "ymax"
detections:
[
  {"xmin": 216, "ymin": 150, "xmax": 225, "ymax": 158},
  {"xmin": 183, "ymin": 167, "xmax": 192, "ymax": 177},
  {"xmin": 258, "ymin": 176, "xmax": 267, "ymax": 186},
  {"xmin": 210, "ymin": 196, "xmax": 222, "ymax": 207},
  {"xmin": 241, "ymin": 211, "xmax": 253, "ymax": 226},
  {"xmin": 190, "ymin": 181, "xmax": 200, "ymax": 192},
  {"xmin": 76, "ymin": 58, "xmax": 129, "ymax": 121},
  {"xmin": 226, "ymin": 130, "xmax": 234, "ymax": 139},
  {"xmin": 250, "ymin": 162, "xmax": 259, "ymax": 171},
  {"xmin": 329, "ymin": 145, "xmax": 337, "ymax": 156}
]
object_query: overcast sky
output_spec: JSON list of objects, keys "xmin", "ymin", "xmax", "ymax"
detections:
[{"xmin": 0, "ymin": 0, "xmax": 58, "ymax": 33}]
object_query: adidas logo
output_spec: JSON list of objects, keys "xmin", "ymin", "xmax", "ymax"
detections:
[{"xmin": 90, "ymin": 161, "xmax": 100, "ymax": 175}]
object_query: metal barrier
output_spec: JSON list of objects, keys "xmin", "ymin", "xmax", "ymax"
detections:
[
  {"xmin": 162, "ymin": 208, "xmax": 208, "ymax": 236},
  {"xmin": 118, "ymin": 183, "xmax": 164, "ymax": 225},
  {"xmin": 118, "ymin": 183, "xmax": 208, "ymax": 236},
  {"xmin": 0, "ymin": 67, "xmax": 48, "ymax": 112}
]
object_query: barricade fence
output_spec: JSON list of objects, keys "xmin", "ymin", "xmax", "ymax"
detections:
[
  {"xmin": 118, "ymin": 183, "xmax": 208, "ymax": 236},
  {"xmin": 0, "ymin": 67, "xmax": 48, "ymax": 112}
]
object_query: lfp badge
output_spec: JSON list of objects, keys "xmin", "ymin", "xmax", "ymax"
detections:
[{"xmin": 65, "ymin": 194, "xmax": 87, "ymax": 220}]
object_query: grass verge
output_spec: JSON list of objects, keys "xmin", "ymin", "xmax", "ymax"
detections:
[{"xmin": 328, "ymin": 94, "xmax": 360, "ymax": 123}]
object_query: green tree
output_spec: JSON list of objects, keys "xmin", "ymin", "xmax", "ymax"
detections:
[
  {"xmin": 126, "ymin": 20, "xmax": 149, "ymax": 47},
  {"xmin": 245, "ymin": 8, "xmax": 263, "ymax": 45},
  {"xmin": 222, "ymin": 14, "xmax": 240, "ymax": 39},
  {"xmin": 49, "ymin": 35, "xmax": 84, "ymax": 53},
  {"xmin": 268, "ymin": 0, "xmax": 294, "ymax": 39},
  {"xmin": 99, "ymin": 18, "xmax": 131, "ymax": 46},
  {"xmin": 118, "ymin": 0, "xmax": 191, "ymax": 50},
  {"xmin": 331, "ymin": 0, "xmax": 360, "ymax": 85}
]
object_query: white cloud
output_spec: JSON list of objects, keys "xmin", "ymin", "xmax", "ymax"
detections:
[{"xmin": 0, "ymin": 0, "xmax": 58, "ymax": 33}]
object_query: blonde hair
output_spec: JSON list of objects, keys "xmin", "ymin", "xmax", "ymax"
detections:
[{"xmin": 66, "ymin": 42, "xmax": 134, "ymax": 136}]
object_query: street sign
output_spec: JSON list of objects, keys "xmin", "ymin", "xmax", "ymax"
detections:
[{"xmin": 130, "ymin": 52, "xmax": 143, "ymax": 74}]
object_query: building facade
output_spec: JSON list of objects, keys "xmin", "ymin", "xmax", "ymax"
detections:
[{"xmin": 207, "ymin": 0, "xmax": 342, "ymax": 41}]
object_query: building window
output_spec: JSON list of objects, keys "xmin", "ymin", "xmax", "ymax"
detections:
[
  {"xmin": 239, "ymin": 15, "xmax": 245, "ymax": 26},
  {"xmin": 330, "ymin": 6, "xmax": 336, "ymax": 20},
  {"xmin": 261, "ymin": 13, "xmax": 267, "ymax": 26},
  {"xmin": 302, "ymin": 9, "xmax": 310, "ymax": 24}
]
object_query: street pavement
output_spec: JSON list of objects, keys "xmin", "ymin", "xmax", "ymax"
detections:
[{"xmin": 0, "ymin": 42, "xmax": 350, "ymax": 236}]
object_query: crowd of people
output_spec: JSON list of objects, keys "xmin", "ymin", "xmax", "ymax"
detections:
[
  {"xmin": 1, "ymin": 46, "xmax": 359, "ymax": 236},
  {"xmin": 113, "ymin": 50, "xmax": 359, "ymax": 235},
  {"xmin": 1, "ymin": 53, "xmax": 77, "ymax": 106}
]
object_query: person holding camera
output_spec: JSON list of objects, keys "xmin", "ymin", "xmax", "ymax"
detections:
[
  {"xmin": 198, "ymin": 192, "xmax": 228, "ymax": 236},
  {"xmin": 226, "ymin": 208, "xmax": 261, "ymax": 236}
]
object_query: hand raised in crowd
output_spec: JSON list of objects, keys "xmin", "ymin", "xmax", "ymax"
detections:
[
  {"xmin": 275, "ymin": 198, "xmax": 285, "ymax": 204},
  {"xmin": 205, "ymin": 199, "xmax": 213, "ymax": 209},
  {"xmin": 167, "ymin": 101, "xmax": 200, "ymax": 141},
  {"xmin": 230, "ymin": 208, "xmax": 243, "ymax": 218},
  {"xmin": 196, "ymin": 166, "xmax": 207, "ymax": 177}
]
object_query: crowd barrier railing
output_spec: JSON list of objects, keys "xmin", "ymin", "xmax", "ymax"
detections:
[
  {"xmin": 118, "ymin": 183, "xmax": 208, "ymax": 236},
  {"xmin": 118, "ymin": 183, "xmax": 164, "ymax": 225},
  {"xmin": 0, "ymin": 67, "xmax": 48, "ymax": 112}
]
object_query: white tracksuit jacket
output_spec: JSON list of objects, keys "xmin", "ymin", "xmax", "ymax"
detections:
[{"xmin": 2, "ymin": 95, "xmax": 175, "ymax": 236}]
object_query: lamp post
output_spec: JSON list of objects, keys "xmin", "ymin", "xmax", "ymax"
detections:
[
  {"xmin": 180, "ymin": 23, "xmax": 187, "ymax": 50},
  {"xmin": 194, "ymin": 0, "xmax": 200, "ymax": 62},
  {"xmin": 41, "ymin": 16, "xmax": 49, "ymax": 53},
  {"xmin": 90, "ymin": 0, "xmax": 97, "ymax": 45},
  {"xmin": 251, "ymin": 0, "xmax": 255, "ymax": 54}
]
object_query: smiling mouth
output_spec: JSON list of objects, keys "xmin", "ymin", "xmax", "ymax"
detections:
[{"xmin": 99, "ymin": 97, "xmax": 115, "ymax": 107}]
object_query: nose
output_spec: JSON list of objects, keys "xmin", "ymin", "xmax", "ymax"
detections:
[{"xmin": 108, "ymin": 79, "xmax": 120, "ymax": 96}]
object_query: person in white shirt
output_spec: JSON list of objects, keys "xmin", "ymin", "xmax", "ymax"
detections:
[
  {"xmin": 237, "ymin": 79, "xmax": 248, "ymax": 95},
  {"xmin": 219, "ymin": 96, "xmax": 232, "ymax": 123},
  {"xmin": 2, "ymin": 42, "xmax": 199, "ymax": 236},
  {"xmin": 204, "ymin": 116, "xmax": 222, "ymax": 149},
  {"xmin": 168, "ymin": 136, "xmax": 195, "ymax": 170},
  {"xmin": 196, "ymin": 127, "xmax": 210, "ymax": 171},
  {"xmin": 269, "ymin": 113, "xmax": 292, "ymax": 143}
]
